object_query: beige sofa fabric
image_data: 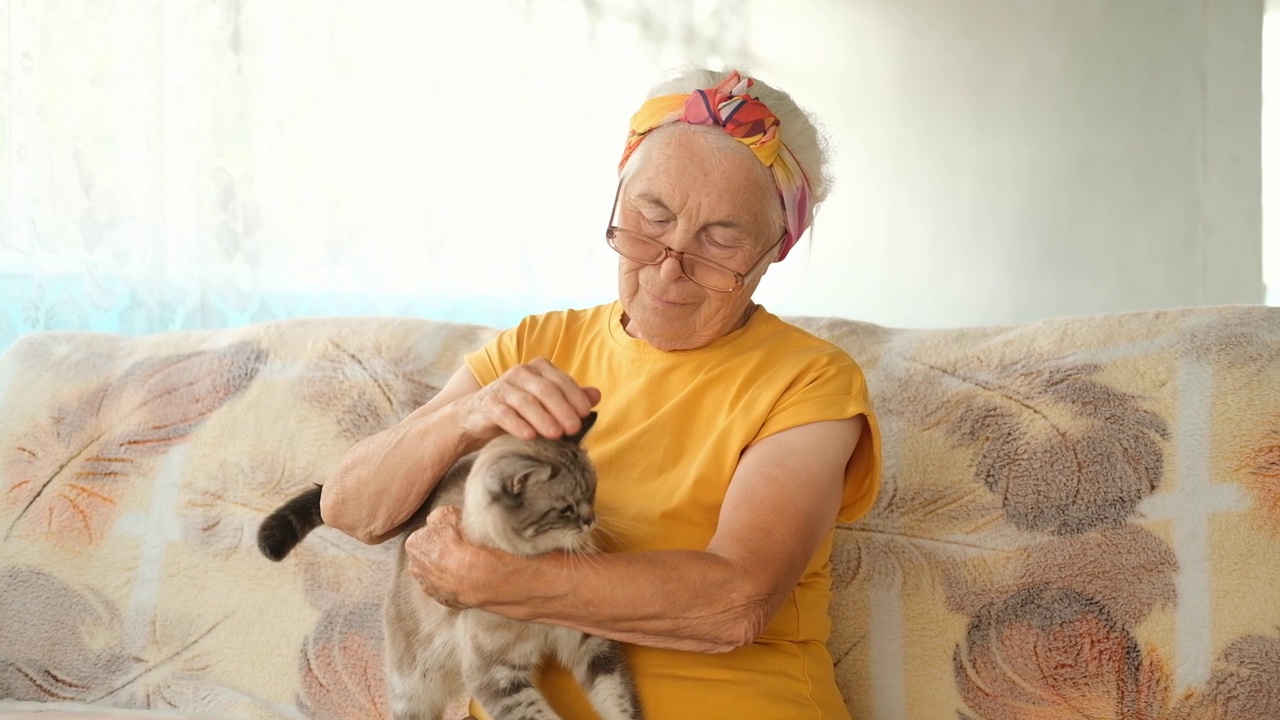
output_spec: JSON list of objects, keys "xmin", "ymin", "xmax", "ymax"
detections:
[{"xmin": 0, "ymin": 307, "xmax": 1276, "ymax": 719}]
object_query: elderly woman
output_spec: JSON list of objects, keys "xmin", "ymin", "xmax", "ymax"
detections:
[{"xmin": 320, "ymin": 68, "xmax": 882, "ymax": 719}]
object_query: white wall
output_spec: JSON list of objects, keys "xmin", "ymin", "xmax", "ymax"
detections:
[
  {"xmin": 753, "ymin": 0, "xmax": 1266, "ymax": 327},
  {"xmin": 1265, "ymin": 0, "xmax": 1280, "ymax": 305},
  {"xmin": 2, "ymin": 0, "xmax": 1266, "ymax": 338}
]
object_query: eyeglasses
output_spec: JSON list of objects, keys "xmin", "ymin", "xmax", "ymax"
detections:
[{"xmin": 604, "ymin": 183, "xmax": 784, "ymax": 293}]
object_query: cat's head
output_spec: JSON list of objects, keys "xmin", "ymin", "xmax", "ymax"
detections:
[{"xmin": 464, "ymin": 411, "xmax": 600, "ymax": 556}]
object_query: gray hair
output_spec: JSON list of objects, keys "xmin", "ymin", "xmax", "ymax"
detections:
[{"xmin": 619, "ymin": 67, "xmax": 834, "ymax": 241}]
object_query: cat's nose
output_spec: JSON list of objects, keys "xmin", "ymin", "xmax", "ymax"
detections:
[{"xmin": 580, "ymin": 511, "xmax": 596, "ymax": 529}]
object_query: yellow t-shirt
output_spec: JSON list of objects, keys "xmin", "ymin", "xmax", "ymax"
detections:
[{"xmin": 463, "ymin": 301, "xmax": 881, "ymax": 720}]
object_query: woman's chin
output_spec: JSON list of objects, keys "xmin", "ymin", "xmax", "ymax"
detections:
[
  {"xmin": 636, "ymin": 289, "xmax": 700, "ymax": 312},
  {"xmin": 628, "ymin": 303, "xmax": 692, "ymax": 333},
  {"xmin": 628, "ymin": 315, "xmax": 716, "ymax": 352}
]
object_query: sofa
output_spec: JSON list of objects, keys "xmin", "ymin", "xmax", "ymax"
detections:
[{"xmin": 0, "ymin": 306, "xmax": 1277, "ymax": 719}]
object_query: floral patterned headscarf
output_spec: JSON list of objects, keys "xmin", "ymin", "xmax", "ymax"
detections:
[{"xmin": 619, "ymin": 71, "xmax": 813, "ymax": 261}]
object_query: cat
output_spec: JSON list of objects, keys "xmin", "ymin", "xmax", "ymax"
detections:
[{"xmin": 257, "ymin": 411, "xmax": 644, "ymax": 720}]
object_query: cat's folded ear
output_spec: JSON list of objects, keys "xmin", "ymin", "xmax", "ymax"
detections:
[
  {"xmin": 500, "ymin": 465, "xmax": 552, "ymax": 507},
  {"xmin": 564, "ymin": 411, "xmax": 598, "ymax": 446}
]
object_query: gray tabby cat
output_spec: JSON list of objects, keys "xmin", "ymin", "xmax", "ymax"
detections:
[{"xmin": 258, "ymin": 411, "xmax": 644, "ymax": 720}]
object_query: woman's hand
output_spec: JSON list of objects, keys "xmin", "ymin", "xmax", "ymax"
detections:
[
  {"xmin": 320, "ymin": 360, "xmax": 598, "ymax": 544},
  {"xmin": 457, "ymin": 357, "xmax": 601, "ymax": 444},
  {"xmin": 405, "ymin": 506, "xmax": 501, "ymax": 609}
]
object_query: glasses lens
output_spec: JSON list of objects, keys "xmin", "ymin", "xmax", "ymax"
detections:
[
  {"xmin": 607, "ymin": 229, "xmax": 741, "ymax": 292},
  {"xmin": 608, "ymin": 230, "xmax": 665, "ymax": 264},
  {"xmin": 681, "ymin": 257, "xmax": 738, "ymax": 291}
]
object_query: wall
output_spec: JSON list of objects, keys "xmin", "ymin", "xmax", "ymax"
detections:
[
  {"xmin": 1265, "ymin": 0, "xmax": 1280, "ymax": 305},
  {"xmin": 752, "ymin": 0, "xmax": 1266, "ymax": 327},
  {"xmin": 0, "ymin": 0, "xmax": 1267, "ymax": 344}
]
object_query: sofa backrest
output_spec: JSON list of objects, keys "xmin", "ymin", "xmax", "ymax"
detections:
[{"xmin": 0, "ymin": 306, "xmax": 1277, "ymax": 719}]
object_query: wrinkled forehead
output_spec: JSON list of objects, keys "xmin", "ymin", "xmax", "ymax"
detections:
[{"xmin": 619, "ymin": 125, "xmax": 782, "ymax": 235}]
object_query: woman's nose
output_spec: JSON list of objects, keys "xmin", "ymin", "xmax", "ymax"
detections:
[{"xmin": 657, "ymin": 252, "xmax": 686, "ymax": 283}]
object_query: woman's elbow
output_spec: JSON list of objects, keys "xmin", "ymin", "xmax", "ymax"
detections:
[
  {"xmin": 704, "ymin": 597, "xmax": 771, "ymax": 653},
  {"xmin": 319, "ymin": 479, "xmax": 381, "ymax": 545},
  {"xmin": 318, "ymin": 484, "xmax": 349, "ymax": 537}
]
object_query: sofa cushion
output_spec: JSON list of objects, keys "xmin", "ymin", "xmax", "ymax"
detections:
[{"xmin": 0, "ymin": 307, "xmax": 1277, "ymax": 719}]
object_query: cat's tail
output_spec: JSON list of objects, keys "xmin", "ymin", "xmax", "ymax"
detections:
[{"xmin": 257, "ymin": 484, "xmax": 325, "ymax": 561}]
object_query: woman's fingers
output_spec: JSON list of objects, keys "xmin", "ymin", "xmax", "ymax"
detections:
[
  {"xmin": 482, "ymin": 359, "xmax": 598, "ymax": 439},
  {"xmin": 486, "ymin": 400, "xmax": 539, "ymax": 441},
  {"xmin": 528, "ymin": 358, "xmax": 595, "ymax": 420},
  {"xmin": 519, "ymin": 362, "xmax": 591, "ymax": 436},
  {"xmin": 405, "ymin": 506, "xmax": 471, "ymax": 609}
]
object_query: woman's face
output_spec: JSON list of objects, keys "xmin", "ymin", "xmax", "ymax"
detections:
[{"xmin": 615, "ymin": 127, "xmax": 782, "ymax": 351}]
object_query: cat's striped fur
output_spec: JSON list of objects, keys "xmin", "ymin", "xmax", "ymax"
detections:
[{"xmin": 258, "ymin": 412, "xmax": 644, "ymax": 720}]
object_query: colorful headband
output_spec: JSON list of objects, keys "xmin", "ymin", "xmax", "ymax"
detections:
[{"xmin": 619, "ymin": 71, "xmax": 812, "ymax": 261}]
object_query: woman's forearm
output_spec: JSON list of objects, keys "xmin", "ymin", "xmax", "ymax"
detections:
[
  {"xmin": 471, "ymin": 547, "xmax": 777, "ymax": 653},
  {"xmin": 320, "ymin": 402, "xmax": 473, "ymax": 544},
  {"xmin": 320, "ymin": 359, "xmax": 601, "ymax": 545}
]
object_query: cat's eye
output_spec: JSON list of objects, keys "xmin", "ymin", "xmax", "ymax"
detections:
[{"xmin": 559, "ymin": 504, "xmax": 577, "ymax": 518}]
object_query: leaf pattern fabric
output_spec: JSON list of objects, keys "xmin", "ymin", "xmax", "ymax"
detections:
[
  {"xmin": 0, "ymin": 307, "xmax": 1277, "ymax": 719},
  {"xmin": 0, "ymin": 319, "xmax": 490, "ymax": 719},
  {"xmin": 298, "ymin": 604, "xmax": 389, "ymax": 720},
  {"xmin": 3, "ymin": 342, "xmax": 266, "ymax": 544},
  {"xmin": 0, "ymin": 567, "xmax": 133, "ymax": 704},
  {"xmin": 1239, "ymin": 418, "xmax": 1280, "ymax": 534},
  {"xmin": 810, "ymin": 305, "xmax": 1280, "ymax": 719},
  {"xmin": 954, "ymin": 586, "xmax": 1172, "ymax": 720}
]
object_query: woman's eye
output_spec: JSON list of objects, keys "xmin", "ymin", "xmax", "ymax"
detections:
[
  {"xmin": 560, "ymin": 504, "xmax": 577, "ymax": 518},
  {"xmin": 704, "ymin": 241, "xmax": 741, "ymax": 257}
]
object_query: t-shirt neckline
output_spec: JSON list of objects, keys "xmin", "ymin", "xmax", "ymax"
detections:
[{"xmin": 605, "ymin": 300, "xmax": 773, "ymax": 356}]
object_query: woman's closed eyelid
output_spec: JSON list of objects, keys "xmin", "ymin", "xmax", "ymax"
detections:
[
  {"xmin": 704, "ymin": 235, "xmax": 751, "ymax": 254},
  {"xmin": 639, "ymin": 212, "xmax": 674, "ymax": 225},
  {"xmin": 627, "ymin": 210, "xmax": 750, "ymax": 252}
]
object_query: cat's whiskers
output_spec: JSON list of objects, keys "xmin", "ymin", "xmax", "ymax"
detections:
[
  {"xmin": 590, "ymin": 512, "xmax": 643, "ymax": 548},
  {"xmin": 575, "ymin": 529, "xmax": 603, "ymax": 554},
  {"xmin": 564, "ymin": 542, "xmax": 604, "ymax": 577},
  {"xmin": 560, "ymin": 545, "xmax": 587, "ymax": 577},
  {"xmin": 593, "ymin": 506, "xmax": 645, "ymax": 533},
  {"xmin": 590, "ymin": 524, "xmax": 626, "ymax": 545}
]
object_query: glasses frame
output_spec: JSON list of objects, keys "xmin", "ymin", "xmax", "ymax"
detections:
[{"xmin": 604, "ymin": 182, "xmax": 785, "ymax": 294}]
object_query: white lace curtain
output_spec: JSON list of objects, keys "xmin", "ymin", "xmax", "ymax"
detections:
[{"xmin": 0, "ymin": 0, "xmax": 758, "ymax": 347}]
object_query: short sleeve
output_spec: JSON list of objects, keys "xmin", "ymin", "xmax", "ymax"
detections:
[
  {"xmin": 463, "ymin": 311, "xmax": 574, "ymax": 388},
  {"xmin": 463, "ymin": 313, "xmax": 545, "ymax": 386},
  {"xmin": 840, "ymin": 411, "xmax": 881, "ymax": 523},
  {"xmin": 752, "ymin": 353, "xmax": 882, "ymax": 524}
]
